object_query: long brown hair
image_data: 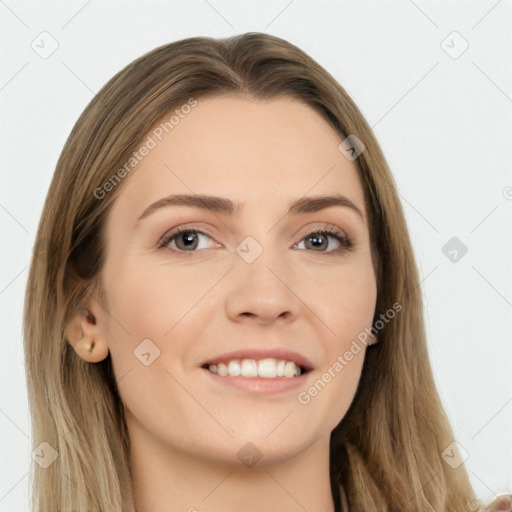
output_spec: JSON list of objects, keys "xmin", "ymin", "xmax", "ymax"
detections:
[{"xmin": 23, "ymin": 32, "xmax": 482, "ymax": 511}]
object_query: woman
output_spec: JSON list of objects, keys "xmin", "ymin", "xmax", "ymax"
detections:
[{"xmin": 23, "ymin": 32, "xmax": 505, "ymax": 511}]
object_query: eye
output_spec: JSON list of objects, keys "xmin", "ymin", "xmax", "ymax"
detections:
[
  {"xmin": 292, "ymin": 226, "xmax": 352, "ymax": 255},
  {"xmin": 157, "ymin": 226, "xmax": 220, "ymax": 255}
]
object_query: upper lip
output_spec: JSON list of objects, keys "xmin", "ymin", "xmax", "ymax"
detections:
[{"xmin": 200, "ymin": 348, "xmax": 315, "ymax": 372}]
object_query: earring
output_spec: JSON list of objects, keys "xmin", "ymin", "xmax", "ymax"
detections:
[
  {"xmin": 79, "ymin": 339, "xmax": 96, "ymax": 353},
  {"xmin": 76, "ymin": 337, "xmax": 109, "ymax": 363}
]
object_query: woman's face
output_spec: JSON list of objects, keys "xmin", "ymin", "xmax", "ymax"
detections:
[{"xmin": 92, "ymin": 95, "xmax": 377, "ymax": 466}]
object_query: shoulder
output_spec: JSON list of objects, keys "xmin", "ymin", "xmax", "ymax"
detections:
[{"xmin": 479, "ymin": 493, "xmax": 512, "ymax": 511}]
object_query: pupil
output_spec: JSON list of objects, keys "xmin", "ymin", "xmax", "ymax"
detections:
[
  {"xmin": 180, "ymin": 232, "xmax": 197, "ymax": 249},
  {"xmin": 309, "ymin": 234, "xmax": 326, "ymax": 250}
]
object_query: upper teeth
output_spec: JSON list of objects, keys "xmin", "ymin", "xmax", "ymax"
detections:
[{"xmin": 208, "ymin": 358, "xmax": 303, "ymax": 378}]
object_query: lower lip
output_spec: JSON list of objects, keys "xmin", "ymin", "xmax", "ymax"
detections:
[{"xmin": 201, "ymin": 367, "xmax": 310, "ymax": 393}]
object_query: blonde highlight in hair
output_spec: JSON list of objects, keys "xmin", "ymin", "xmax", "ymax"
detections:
[{"xmin": 24, "ymin": 32, "xmax": 483, "ymax": 511}]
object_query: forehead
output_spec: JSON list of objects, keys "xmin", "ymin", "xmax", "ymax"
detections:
[{"xmin": 112, "ymin": 94, "xmax": 365, "ymax": 221}]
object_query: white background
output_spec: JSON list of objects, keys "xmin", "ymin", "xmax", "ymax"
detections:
[{"xmin": 1, "ymin": 0, "xmax": 511, "ymax": 509}]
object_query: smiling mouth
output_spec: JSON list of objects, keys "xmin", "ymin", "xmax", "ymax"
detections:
[{"xmin": 201, "ymin": 358, "xmax": 312, "ymax": 379}]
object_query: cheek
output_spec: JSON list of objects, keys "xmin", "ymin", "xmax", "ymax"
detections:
[
  {"xmin": 103, "ymin": 257, "xmax": 205, "ymax": 339},
  {"xmin": 100, "ymin": 255, "xmax": 222, "ymax": 391},
  {"xmin": 291, "ymin": 255, "xmax": 376, "ymax": 415},
  {"xmin": 100, "ymin": 259, "xmax": 208, "ymax": 419},
  {"xmin": 306, "ymin": 258, "xmax": 377, "ymax": 341},
  {"xmin": 297, "ymin": 328, "xmax": 368, "ymax": 437}
]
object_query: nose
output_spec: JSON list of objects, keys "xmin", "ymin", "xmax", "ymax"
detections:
[{"xmin": 224, "ymin": 247, "xmax": 301, "ymax": 326}]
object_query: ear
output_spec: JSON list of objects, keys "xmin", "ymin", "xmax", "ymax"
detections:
[{"xmin": 64, "ymin": 302, "xmax": 109, "ymax": 363}]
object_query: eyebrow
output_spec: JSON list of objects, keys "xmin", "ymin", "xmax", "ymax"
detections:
[{"xmin": 136, "ymin": 193, "xmax": 364, "ymax": 223}]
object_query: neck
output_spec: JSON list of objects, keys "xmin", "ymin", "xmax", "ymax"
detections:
[{"xmin": 128, "ymin": 417, "xmax": 336, "ymax": 512}]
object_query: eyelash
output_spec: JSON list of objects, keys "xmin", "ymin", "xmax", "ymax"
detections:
[{"xmin": 157, "ymin": 224, "xmax": 353, "ymax": 257}]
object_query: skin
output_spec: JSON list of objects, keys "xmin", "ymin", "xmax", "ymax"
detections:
[{"xmin": 66, "ymin": 95, "xmax": 378, "ymax": 512}]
